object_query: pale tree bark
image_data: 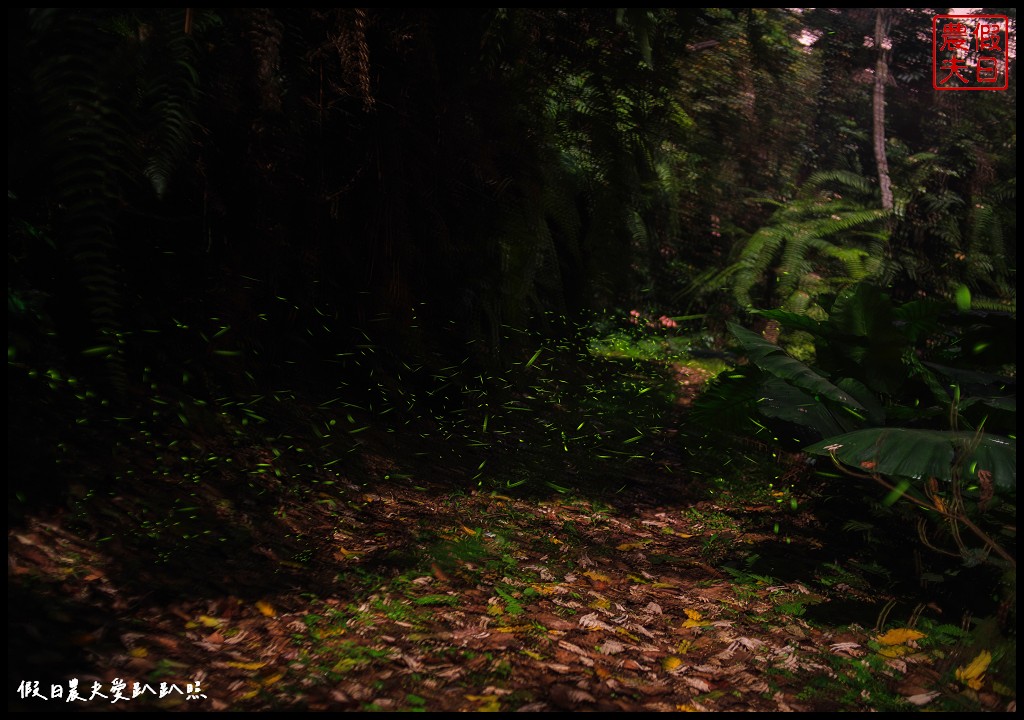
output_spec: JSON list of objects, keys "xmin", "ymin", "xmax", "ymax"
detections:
[{"xmin": 873, "ymin": 8, "xmax": 893, "ymax": 211}]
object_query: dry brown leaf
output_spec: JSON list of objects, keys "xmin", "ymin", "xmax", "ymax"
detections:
[
  {"xmin": 578, "ymin": 612, "xmax": 614, "ymax": 631},
  {"xmin": 600, "ymin": 639, "xmax": 626, "ymax": 655},
  {"xmin": 549, "ymin": 684, "xmax": 596, "ymax": 709},
  {"xmin": 682, "ymin": 676, "xmax": 712, "ymax": 692},
  {"xmin": 558, "ymin": 640, "xmax": 588, "ymax": 656}
]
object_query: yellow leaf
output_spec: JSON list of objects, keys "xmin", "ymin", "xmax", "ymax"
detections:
[
  {"xmin": 682, "ymin": 610, "xmax": 710, "ymax": 629},
  {"xmin": 876, "ymin": 628, "xmax": 925, "ymax": 645},
  {"xmin": 461, "ymin": 525, "xmax": 478, "ymax": 536},
  {"xmin": 662, "ymin": 656, "xmax": 684, "ymax": 672},
  {"xmin": 616, "ymin": 540, "xmax": 651, "ymax": 551},
  {"xmin": 197, "ymin": 615, "xmax": 222, "ymax": 628},
  {"xmin": 129, "ymin": 647, "xmax": 149, "ymax": 658},
  {"xmin": 530, "ymin": 584, "xmax": 561, "ymax": 595},
  {"xmin": 615, "ymin": 627, "xmax": 640, "ymax": 642},
  {"xmin": 226, "ymin": 661, "xmax": 266, "ymax": 670},
  {"xmin": 676, "ymin": 704, "xmax": 700, "ymax": 712},
  {"xmin": 878, "ymin": 644, "xmax": 913, "ymax": 658},
  {"xmin": 256, "ymin": 601, "xmax": 277, "ymax": 617},
  {"xmin": 465, "ymin": 694, "xmax": 501, "ymax": 712},
  {"xmin": 956, "ymin": 650, "xmax": 992, "ymax": 689},
  {"xmin": 583, "ymin": 571, "xmax": 611, "ymax": 582},
  {"xmin": 261, "ymin": 673, "xmax": 285, "ymax": 687}
]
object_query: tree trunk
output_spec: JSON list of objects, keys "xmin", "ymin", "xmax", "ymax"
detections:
[{"xmin": 873, "ymin": 8, "xmax": 893, "ymax": 211}]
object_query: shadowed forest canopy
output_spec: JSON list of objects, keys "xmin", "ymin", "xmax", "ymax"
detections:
[
  {"xmin": 6, "ymin": 7, "xmax": 1017, "ymax": 713},
  {"xmin": 7, "ymin": 8, "xmax": 1015, "ymax": 387}
]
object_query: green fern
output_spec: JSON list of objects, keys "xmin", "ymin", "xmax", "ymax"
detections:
[
  {"xmin": 25, "ymin": 8, "xmax": 136, "ymax": 392},
  {"xmin": 891, "ymin": 149, "xmax": 1016, "ymax": 308},
  {"xmin": 726, "ymin": 171, "xmax": 891, "ymax": 311}
]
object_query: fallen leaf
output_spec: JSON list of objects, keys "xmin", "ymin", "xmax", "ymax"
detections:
[
  {"xmin": 464, "ymin": 694, "xmax": 501, "ymax": 712},
  {"xmin": 956, "ymin": 650, "xmax": 992, "ymax": 690},
  {"xmin": 682, "ymin": 676, "xmax": 712, "ymax": 692},
  {"xmin": 682, "ymin": 609, "xmax": 710, "ymax": 628},
  {"xmin": 906, "ymin": 692, "xmax": 940, "ymax": 706},
  {"xmin": 876, "ymin": 628, "xmax": 925, "ymax": 645},
  {"xmin": 877, "ymin": 644, "xmax": 913, "ymax": 659},
  {"xmin": 256, "ymin": 601, "xmax": 277, "ymax": 617},
  {"xmin": 662, "ymin": 656, "xmax": 684, "ymax": 673},
  {"xmin": 616, "ymin": 541, "xmax": 651, "ymax": 551},
  {"xmin": 578, "ymin": 613, "xmax": 614, "ymax": 631},
  {"xmin": 549, "ymin": 684, "xmax": 596, "ymax": 709},
  {"xmin": 600, "ymin": 639, "xmax": 626, "ymax": 655}
]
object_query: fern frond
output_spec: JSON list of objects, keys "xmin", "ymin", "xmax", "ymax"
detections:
[
  {"xmin": 730, "ymin": 174, "xmax": 889, "ymax": 311},
  {"xmin": 26, "ymin": 8, "xmax": 135, "ymax": 392}
]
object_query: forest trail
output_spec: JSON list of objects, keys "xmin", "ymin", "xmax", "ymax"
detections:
[{"xmin": 7, "ymin": 353, "xmax": 1010, "ymax": 713}]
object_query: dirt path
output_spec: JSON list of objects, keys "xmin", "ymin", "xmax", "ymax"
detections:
[{"xmin": 7, "ymin": 360, "xmax": 1013, "ymax": 712}]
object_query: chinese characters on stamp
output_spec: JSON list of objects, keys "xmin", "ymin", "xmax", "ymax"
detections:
[{"xmin": 933, "ymin": 14, "xmax": 1010, "ymax": 91}]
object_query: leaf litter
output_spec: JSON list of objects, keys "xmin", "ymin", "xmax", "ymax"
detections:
[{"xmin": 7, "ymin": 354, "xmax": 1014, "ymax": 713}]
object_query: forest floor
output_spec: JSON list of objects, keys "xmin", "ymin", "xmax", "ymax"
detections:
[{"xmin": 7, "ymin": 341, "xmax": 1016, "ymax": 713}]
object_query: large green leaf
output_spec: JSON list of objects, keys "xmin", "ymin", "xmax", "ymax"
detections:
[
  {"xmin": 755, "ymin": 308, "xmax": 825, "ymax": 336},
  {"xmin": 728, "ymin": 323, "xmax": 864, "ymax": 410},
  {"xmin": 806, "ymin": 428, "xmax": 1016, "ymax": 489},
  {"xmin": 756, "ymin": 378, "xmax": 857, "ymax": 440}
]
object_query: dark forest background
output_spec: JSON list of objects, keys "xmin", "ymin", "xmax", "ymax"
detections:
[{"xmin": 7, "ymin": 7, "xmax": 1016, "ymax": 518}]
